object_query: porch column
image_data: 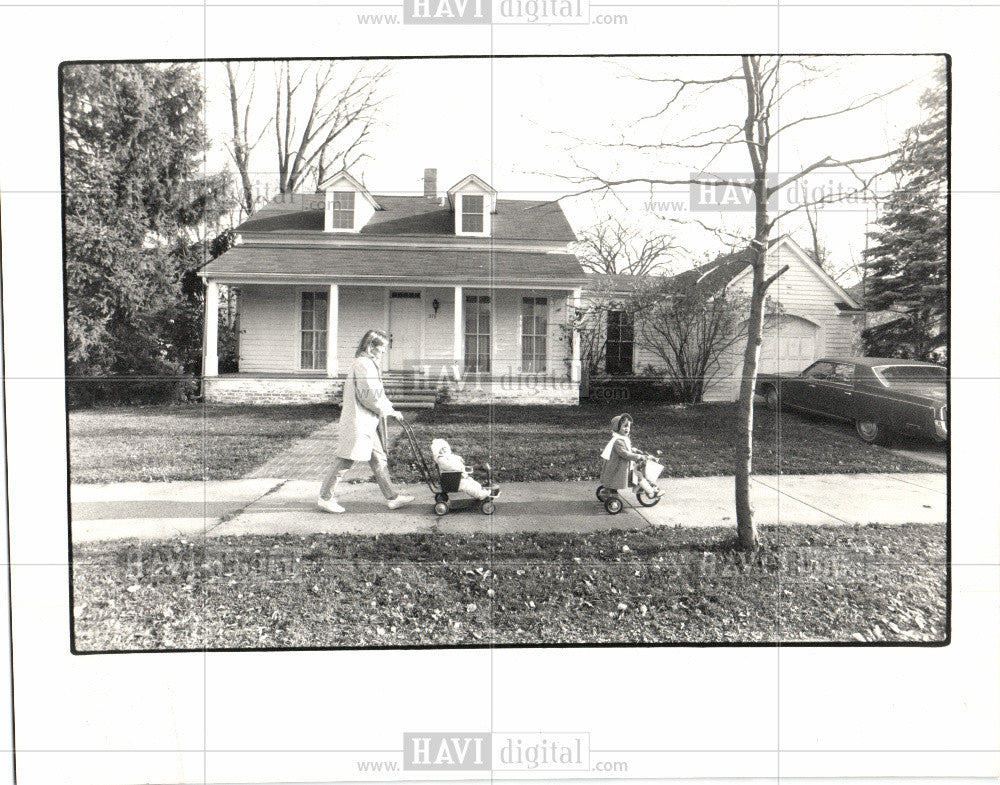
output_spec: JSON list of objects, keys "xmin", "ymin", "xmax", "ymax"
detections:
[
  {"xmin": 326, "ymin": 283, "xmax": 339, "ymax": 377},
  {"xmin": 203, "ymin": 279, "xmax": 219, "ymax": 377},
  {"xmin": 453, "ymin": 286, "xmax": 463, "ymax": 371},
  {"xmin": 570, "ymin": 287, "xmax": 582, "ymax": 383}
]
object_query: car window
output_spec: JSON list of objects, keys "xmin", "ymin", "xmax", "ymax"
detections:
[
  {"xmin": 831, "ymin": 363, "xmax": 855, "ymax": 384},
  {"xmin": 875, "ymin": 365, "xmax": 947, "ymax": 385},
  {"xmin": 803, "ymin": 362, "xmax": 835, "ymax": 380}
]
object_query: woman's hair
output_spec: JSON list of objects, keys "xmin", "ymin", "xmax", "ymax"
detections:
[{"xmin": 355, "ymin": 329, "xmax": 390, "ymax": 358}]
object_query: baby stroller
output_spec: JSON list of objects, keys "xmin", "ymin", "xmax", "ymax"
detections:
[
  {"xmin": 596, "ymin": 451, "xmax": 664, "ymax": 515},
  {"xmin": 399, "ymin": 419, "xmax": 498, "ymax": 516}
]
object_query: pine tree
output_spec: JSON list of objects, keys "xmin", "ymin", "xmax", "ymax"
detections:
[
  {"xmin": 862, "ymin": 66, "xmax": 948, "ymax": 360},
  {"xmin": 62, "ymin": 63, "xmax": 231, "ymax": 400}
]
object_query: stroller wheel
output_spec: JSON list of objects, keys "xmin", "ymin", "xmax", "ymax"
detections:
[
  {"xmin": 435, "ymin": 492, "xmax": 449, "ymax": 504},
  {"xmin": 636, "ymin": 488, "xmax": 661, "ymax": 508},
  {"xmin": 604, "ymin": 496, "xmax": 624, "ymax": 515},
  {"xmin": 434, "ymin": 501, "xmax": 449, "ymax": 516},
  {"xmin": 480, "ymin": 500, "xmax": 495, "ymax": 516}
]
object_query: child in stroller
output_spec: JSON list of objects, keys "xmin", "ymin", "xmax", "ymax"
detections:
[
  {"xmin": 596, "ymin": 413, "xmax": 664, "ymax": 514},
  {"xmin": 431, "ymin": 439, "xmax": 498, "ymax": 501}
]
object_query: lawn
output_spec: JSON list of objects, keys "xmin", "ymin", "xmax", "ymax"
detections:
[
  {"xmin": 69, "ymin": 404, "xmax": 336, "ymax": 483},
  {"xmin": 388, "ymin": 401, "xmax": 938, "ymax": 483},
  {"xmin": 71, "ymin": 523, "xmax": 947, "ymax": 650}
]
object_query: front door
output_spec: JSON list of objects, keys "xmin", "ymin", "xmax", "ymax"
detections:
[{"xmin": 388, "ymin": 291, "xmax": 423, "ymax": 370}]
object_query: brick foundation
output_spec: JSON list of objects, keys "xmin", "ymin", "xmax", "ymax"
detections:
[
  {"xmin": 204, "ymin": 375, "xmax": 579, "ymax": 406},
  {"xmin": 445, "ymin": 376, "xmax": 579, "ymax": 405},
  {"xmin": 204, "ymin": 377, "xmax": 344, "ymax": 405}
]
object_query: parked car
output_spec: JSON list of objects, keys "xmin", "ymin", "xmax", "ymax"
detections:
[{"xmin": 756, "ymin": 357, "xmax": 948, "ymax": 445}]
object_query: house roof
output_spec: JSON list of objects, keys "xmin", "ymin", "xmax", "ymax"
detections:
[
  {"xmin": 678, "ymin": 236, "xmax": 861, "ymax": 310},
  {"xmin": 315, "ymin": 169, "xmax": 382, "ymax": 209},
  {"xmin": 233, "ymin": 193, "xmax": 577, "ymax": 243},
  {"xmin": 200, "ymin": 244, "xmax": 585, "ymax": 284}
]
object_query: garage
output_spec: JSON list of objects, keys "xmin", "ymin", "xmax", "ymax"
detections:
[{"xmin": 758, "ymin": 314, "xmax": 819, "ymax": 374}]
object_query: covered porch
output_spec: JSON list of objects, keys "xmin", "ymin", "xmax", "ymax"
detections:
[{"xmin": 202, "ymin": 280, "xmax": 583, "ymax": 405}]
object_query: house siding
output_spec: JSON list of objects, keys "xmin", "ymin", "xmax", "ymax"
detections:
[
  {"xmin": 233, "ymin": 284, "xmax": 574, "ymax": 389},
  {"xmin": 237, "ymin": 285, "xmax": 298, "ymax": 373},
  {"xmin": 702, "ymin": 241, "xmax": 861, "ymax": 401}
]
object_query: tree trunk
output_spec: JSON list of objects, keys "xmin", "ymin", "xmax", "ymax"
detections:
[{"xmin": 734, "ymin": 240, "xmax": 768, "ymax": 550}]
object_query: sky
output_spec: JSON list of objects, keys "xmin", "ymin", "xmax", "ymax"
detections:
[{"xmin": 204, "ymin": 55, "xmax": 942, "ymax": 284}]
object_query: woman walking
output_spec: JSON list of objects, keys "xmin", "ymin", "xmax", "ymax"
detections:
[{"xmin": 317, "ymin": 329, "xmax": 414, "ymax": 513}]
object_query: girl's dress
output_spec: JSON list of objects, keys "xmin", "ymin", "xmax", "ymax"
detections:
[{"xmin": 599, "ymin": 432, "xmax": 643, "ymax": 490}]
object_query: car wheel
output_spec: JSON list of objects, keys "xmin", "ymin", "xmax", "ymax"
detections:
[
  {"xmin": 764, "ymin": 386, "xmax": 780, "ymax": 411},
  {"xmin": 434, "ymin": 501, "xmax": 450, "ymax": 516},
  {"xmin": 855, "ymin": 419, "xmax": 890, "ymax": 445},
  {"xmin": 596, "ymin": 485, "xmax": 610, "ymax": 502},
  {"xmin": 480, "ymin": 500, "xmax": 495, "ymax": 515},
  {"xmin": 604, "ymin": 496, "xmax": 624, "ymax": 515},
  {"xmin": 434, "ymin": 492, "xmax": 449, "ymax": 504}
]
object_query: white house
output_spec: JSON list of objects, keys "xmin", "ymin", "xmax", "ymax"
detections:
[
  {"xmin": 198, "ymin": 169, "xmax": 587, "ymax": 405},
  {"xmin": 587, "ymin": 235, "xmax": 865, "ymax": 402}
]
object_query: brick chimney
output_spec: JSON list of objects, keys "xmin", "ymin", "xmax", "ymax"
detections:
[{"xmin": 423, "ymin": 168, "xmax": 437, "ymax": 199}]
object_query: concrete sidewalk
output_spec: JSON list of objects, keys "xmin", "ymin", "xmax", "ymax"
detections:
[{"xmin": 70, "ymin": 472, "xmax": 947, "ymax": 542}]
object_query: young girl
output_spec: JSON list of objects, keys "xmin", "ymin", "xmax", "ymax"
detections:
[{"xmin": 599, "ymin": 413, "xmax": 662, "ymax": 497}]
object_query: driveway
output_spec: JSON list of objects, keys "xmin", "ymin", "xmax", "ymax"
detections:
[{"xmin": 770, "ymin": 408, "xmax": 948, "ymax": 470}]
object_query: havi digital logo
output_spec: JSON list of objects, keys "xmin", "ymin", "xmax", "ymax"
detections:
[
  {"xmin": 404, "ymin": 0, "xmax": 589, "ymax": 23},
  {"xmin": 404, "ymin": 0, "xmax": 491, "ymax": 23}
]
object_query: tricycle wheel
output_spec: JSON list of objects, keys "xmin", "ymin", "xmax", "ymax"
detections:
[
  {"xmin": 480, "ymin": 500, "xmax": 495, "ymax": 516},
  {"xmin": 434, "ymin": 492, "xmax": 449, "ymax": 504},
  {"xmin": 636, "ymin": 488, "xmax": 661, "ymax": 507},
  {"xmin": 434, "ymin": 501, "xmax": 449, "ymax": 516},
  {"xmin": 604, "ymin": 496, "xmax": 624, "ymax": 515}
]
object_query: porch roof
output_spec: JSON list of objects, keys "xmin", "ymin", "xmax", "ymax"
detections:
[{"xmin": 200, "ymin": 245, "xmax": 587, "ymax": 285}]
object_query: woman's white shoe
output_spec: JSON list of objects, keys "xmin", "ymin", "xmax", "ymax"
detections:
[
  {"xmin": 317, "ymin": 497, "xmax": 346, "ymax": 513},
  {"xmin": 387, "ymin": 494, "xmax": 414, "ymax": 510}
]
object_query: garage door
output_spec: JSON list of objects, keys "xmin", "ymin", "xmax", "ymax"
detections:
[{"xmin": 758, "ymin": 315, "xmax": 818, "ymax": 374}]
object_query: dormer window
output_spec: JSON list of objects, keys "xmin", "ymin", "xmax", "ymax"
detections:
[
  {"xmin": 318, "ymin": 169, "xmax": 380, "ymax": 233},
  {"xmin": 332, "ymin": 191, "xmax": 355, "ymax": 230},
  {"xmin": 461, "ymin": 195, "xmax": 485, "ymax": 233},
  {"xmin": 448, "ymin": 174, "xmax": 497, "ymax": 237}
]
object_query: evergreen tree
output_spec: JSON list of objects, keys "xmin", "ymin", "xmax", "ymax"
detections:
[
  {"xmin": 862, "ymin": 67, "xmax": 948, "ymax": 360},
  {"xmin": 62, "ymin": 63, "xmax": 230, "ymax": 400}
]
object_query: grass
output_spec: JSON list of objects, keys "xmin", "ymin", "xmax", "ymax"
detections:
[
  {"xmin": 69, "ymin": 404, "xmax": 336, "ymax": 483},
  {"xmin": 71, "ymin": 523, "xmax": 946, "ymax": 650},
  {"xmin": 388, "ymin": 401, "xmax": 940, "ymax": 483}
]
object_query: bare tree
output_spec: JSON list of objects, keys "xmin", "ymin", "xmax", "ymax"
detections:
[
  {"xmin": 803, "ymin": 201, "xmax": 831, "ymax": 269},
  {"xmin": 632, "ymin": 277, "xmax": 752, "ymax": 403},
  {"xmin": 222, "ymin": 60, "xmax": 390, "ymax": 215},
  {"xmin": 225, "ymin": 63, "xmax": 268, "ymax": 219},
  {"xmin": 574, "ymin": 218, "xmax": 677, "ymax": 276},
  {"xmin": 273, "ymin": 61, "xmax": 389, "ymax": 194},
  {"xmin": 561, "ymin": 56, "xmax": 910, "ymax": 548}
]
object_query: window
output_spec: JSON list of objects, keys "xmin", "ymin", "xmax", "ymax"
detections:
[
  {"xmin": 521, "ymin": 297, "xmax": 548, "ymax": 373},
  {"xmin": 605, "ymin": 310, "xmax": 634, "ymax": 375},
  {"xmin": 831, "ymin": 363, "xmax": 855, "ymax": 384},
  {"xmin": 332, "ymin": 191, "xmax": 355, "ymax": 230},
  {"xmin": 874, "ymin": 364, "xmax": 947, "ymax": 386},
  {"xmin": 803, "ymin": 361, "xmax": 835, "ymax": 380},
  {"xmin": 300, "ymin": 291, "xmax": 328, "ymax": 370},
  {"xmin": 464, "ymin": 295, "xmax": 491, "ymax": 372},
  {"xmin": 461, "ymin": 195, "xmax": 484, "ymax": 233}
]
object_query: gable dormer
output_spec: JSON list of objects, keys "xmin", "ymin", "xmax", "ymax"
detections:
[
  {"xmin": 447, "ymin": 174, "xmax": 497, "ymax": 237},
  {"xmin": 317, "ymin": 170, "xmax": 381, "ymax": 233}
]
